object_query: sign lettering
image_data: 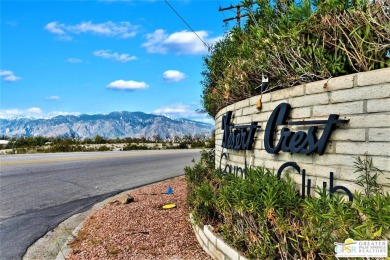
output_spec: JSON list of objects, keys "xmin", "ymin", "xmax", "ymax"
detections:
[
  {"xmin": 220, "ymin": 102, "xmax": 349, "ymax": 155},
  {"xmin": 264, "ymin": 103, "xmax": 349, "ymax": 155},
  {"xmin": 221, "ymin": 111, "xmax": 260, "ymax": 150},
  {"xmin": 218, "ymin": 102, "xmax": 353, "ymax": 200}
]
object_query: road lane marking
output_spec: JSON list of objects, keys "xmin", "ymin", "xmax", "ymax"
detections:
[{"xmin": 0, "ymin": 151, "xmax": 192, "ymax": 166}]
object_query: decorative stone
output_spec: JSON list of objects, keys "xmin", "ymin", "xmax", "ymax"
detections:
[{"xmin": 117, "ymin": 194, "xmax": 134, "ymax": 205}]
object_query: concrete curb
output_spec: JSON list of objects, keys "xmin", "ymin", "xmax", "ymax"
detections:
[
  {"xmin": 25, "ymin": 193, "xmax": 246, "ymax": 260},
  {"xmin": 190, "ymin": 215, "xmax": 248, "ymax": 260},
  {"xmin": 23, "ymin": 176, "xmax": 184, "ymax": 260},
  {"xmin": 23, "ymin": 191, "xmax": 129, "ymax": 260},
  {"xmin": 54, "ymin": 214, "xmax": 88, "ymax": 260}
]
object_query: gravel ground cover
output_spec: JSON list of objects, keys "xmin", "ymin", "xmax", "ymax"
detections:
[{"xmin": 67, "ymin": 176, "xmax": 210, "ymax": 260}]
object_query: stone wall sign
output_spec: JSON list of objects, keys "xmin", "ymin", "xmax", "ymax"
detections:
[{"xmin": 221, "ymin": 102, "xmax": 349, "ymax": 155}]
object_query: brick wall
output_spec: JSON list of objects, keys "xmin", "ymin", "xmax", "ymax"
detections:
[{"xmin": 214, "ymin": 68, "xmax": 390, "ymax": 194}]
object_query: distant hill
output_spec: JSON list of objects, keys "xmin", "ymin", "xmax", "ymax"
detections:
[{"xmin": 0, "ymin": 111, "xmax": 214, "ymax": 139}]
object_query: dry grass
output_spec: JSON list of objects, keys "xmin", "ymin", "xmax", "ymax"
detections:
[{"xmin": 67, "ymin": 176, "xmax": 210, "ymax": 260}]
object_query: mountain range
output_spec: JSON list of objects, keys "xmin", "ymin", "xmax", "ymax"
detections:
[{"xmin": 0, "ymin": 112, "xmax": 214, "ymax": 139}]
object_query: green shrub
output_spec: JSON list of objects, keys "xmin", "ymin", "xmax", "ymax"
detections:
[
  {"xmin": 97, "ymin": 145, "xmax": 111, "ymax": 151},
  {"xmin": 122, "ymin": 144, "xmax": 150, "ymax": 150},
  {"xmin": 354, "ymin": 153, "xmax": 384, "ymax": 197},
  {"xmin": 186, "ymin": 150, "xmax": 390, "ymax": 259},
  {"xmin": 179, "ymin": 143, "xmax": 189, "ymax": 149},
  {"xmin": 352, "ymin": 192, "xmax": 390, "ymax": 240},
  {"xmin": 202, "ymin": 0, "xmax": 389, "ymax": 116},
  {"xmin": 301, "ymin": 189, "xmax": 359, "ymax": 258}
]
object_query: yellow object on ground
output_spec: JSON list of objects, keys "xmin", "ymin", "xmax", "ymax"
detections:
[{"xmin": 162, "ymin": 203, "xmax": 176, "ymax": 209}]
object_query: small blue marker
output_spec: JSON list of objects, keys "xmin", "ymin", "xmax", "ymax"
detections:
[{"xmin": 166, "ymin": 186, "xmax": 173, "ymax": 195}]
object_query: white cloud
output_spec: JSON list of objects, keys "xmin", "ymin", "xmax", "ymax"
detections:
[
  {"xmin": 153, "ymin": 103, "xmax": 214, "ymax": 124},
  {"xmin": 0, "ymin": 70, "xmax": 21, "ymax": 82},
  {"xmin": 163, "ymin": 70, "xmax": 186, "ymax": 82},
  {"xmin": 0, "ymin": 109, "xmax": 22, "ymax": 118},
  {"xmin": 67, "ymin": 58, "xmax": 82, "ymax": 63},
  {"xmin": 4, "ymin": 75, "xmax": 21, "ymax": 82},
  {"xmin": 0, "ymin": 107, "xmax": 42, "ymax": 118},
  {"xmin": 0, "ymin": 108, "xmax": 81, "ymax": 119},
  {"xmin": 27, "ymin": 107, "xmax": 43, "ymax": 114},
  {"xmin": 45, "ymin": 111, "xmax": 81, "ymax": 118},
  {"xmin": 142, "ymin": 29, "xmax": 168, "ymax": 54},
  {"xmin": 142, "ymin": 29, "xmax": 221, "ymax": 55},
  {"xmin": 153, "ymin": 103, "xmax": 201, "ymax": 118},
  {"xmin": 0, "ymin": 70, "xmax": 13, "ymax": 76},
  {"xmin": 44, "ymin": 21, "xmax": 139, "ymax": 40},
  {"xmin": 93, "ymin": 50, "xmax": 137, "ymax": 62},
  {"xmin": 107, "ymin": 80, "xmax": 149, "ymax": 91},
  {"xmin": 46, "ymin": 96, "xmax": 60, "ymax": 100},
  {"xmin": 154, "ymin": 104, "xmax": 189, "ymax": 114},
  {"xmin": 44, "ymin": 21, "xmax": 66, "ymax": 35}
]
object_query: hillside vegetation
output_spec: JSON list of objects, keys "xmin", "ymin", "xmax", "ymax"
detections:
[
  {"xmin": 201, "ymin": 0, "xmax": 389, "ymax": 117},
  {"xmin": 0, "ymin": 134, "xmax": 214, "ymax": 154}
]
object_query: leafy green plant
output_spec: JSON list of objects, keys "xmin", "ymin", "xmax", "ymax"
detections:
[
  {"xmin": 122, "ymin": 144, "xmax": 150, "ymax": 150},
  {"xmin": 201, "ymin": 0, "xmax": 389, "ymax": 117},
  {"xmin": 353, "ymin": 153, "xmax": 384, "ymax": 197},
  {"xmin": 97, "ymin": 145, "xmax": 111, "ymax": 151},
  {"xmin": 352, "ymin": 192, "xmax": 390, "ymax": 240},
  {"xmin": 301, "ymin": 188, "xmax": 359, "ymax": 258},
  {"xmin": 186, "ymin": 150, "xmax": 390, "ymax": 259}
]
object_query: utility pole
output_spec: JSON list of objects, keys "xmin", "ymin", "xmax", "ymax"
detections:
[{"xmin": 218, "ymin": 2, "xmax": 254, "ymax": 28}]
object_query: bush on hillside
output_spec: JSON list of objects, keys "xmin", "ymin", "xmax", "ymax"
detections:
[{"xmin": 201, "ymin": 0, "xmax": 389, "ymax": 117}]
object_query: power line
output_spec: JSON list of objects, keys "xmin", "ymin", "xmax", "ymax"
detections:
[
  {"xmin": 216, "ymin": 0, "xmax": 227, "ymax": 19},
  {"xmin": 163, "ymin": 0, "xmax": 211, "ymax": 52},
  {"xmin": 218, "ymin": 2, "xmax": 255, "ymax": 28}
]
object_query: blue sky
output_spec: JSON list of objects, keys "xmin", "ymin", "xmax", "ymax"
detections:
[{"xmin": 1, "ymin": 0, "xmax": 244, "ymax": 123}]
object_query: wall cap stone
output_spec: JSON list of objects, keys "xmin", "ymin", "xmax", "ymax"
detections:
[
  {"xmin": 214, "ymin": 68, "xmax": 390, "ymax": 119},
  {"xmin": 190, "ymin": 214, "xmax": 247, "ymax": 260}
]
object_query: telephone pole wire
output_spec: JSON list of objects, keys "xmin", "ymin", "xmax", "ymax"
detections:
[
  {"xmin": 218, "ymin": 2, "xmax": 253, "ymax": 28},
  {"xmin": 163, "ymin": 0, "xmax": 211, "ymax": 51}
]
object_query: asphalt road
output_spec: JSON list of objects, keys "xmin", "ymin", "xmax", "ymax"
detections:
[{"xmin": 0, "ymin": 149, "xmax": 201, "ymax": 260}]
